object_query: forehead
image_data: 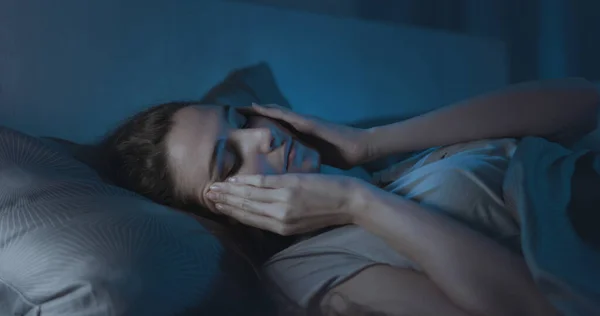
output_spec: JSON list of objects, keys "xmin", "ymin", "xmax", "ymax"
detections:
[
  {"xmin": 166, "ymin": 105, "xmax": 224, "ymax": 191},
  {"xmin": 168, "ymin": 105, "xmax": 223, "ymax": 152}
]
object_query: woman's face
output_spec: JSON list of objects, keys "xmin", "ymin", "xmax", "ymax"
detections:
[{"xmin": 166, "ymin": 105, "xmax": 321, "ymax": 211}]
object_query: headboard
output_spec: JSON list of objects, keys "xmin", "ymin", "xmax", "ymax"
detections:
[{"xmin": 0, "ymin": 0, "xmax": 507, "ymax": 143}]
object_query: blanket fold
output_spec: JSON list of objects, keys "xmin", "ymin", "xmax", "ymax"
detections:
[{"xmin": 503, "ymin": 137, "xmax": 600, "ymax": 316}]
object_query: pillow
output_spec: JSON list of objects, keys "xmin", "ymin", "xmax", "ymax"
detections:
[
  {"xmin": 0, "ymin": 127, "xmax": 271, "ymax": 316},
  {"xmin": 572, "ymin": 103, "xmax": 600, "ymax": 152},
  {"xmin": 200, "ymin": 62, "xmax": 292, "ymax": 109}
]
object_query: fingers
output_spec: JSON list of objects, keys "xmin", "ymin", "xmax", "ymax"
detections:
[
  {"xmin": 215, "ymin": 203, "xmax": 285, "ymax": 234},
  {"xmin": 209, "ymin": 182, "xmax": 286, "ymax": 202},
  {"xmin": 215, "ymin": 194, "xmax": 285, "ymax": 218},
  {"xmin": 235, "ymin": 104, "xmax": 285, "ymax": 118},
  {"xmin": 207, "ymin": 189, "xmax": 285, "ymax": 217},
  {"xmin": 226, "ymin": 174, "xmax": 299, "ymax": 188},
  {"xmin": 251, "ymin": 103, "xmax": 315, "ymax": 131},
  {"xmin": 252, "ymin": 103, "xmax": 288, "ymax": 112},
  {"xmin": 215, "ymin": 203, "xmax": 340, "ymax": 236},
  {"xmin": 251, "ymin": 103, "xmax": 292, "ymax": 123}
]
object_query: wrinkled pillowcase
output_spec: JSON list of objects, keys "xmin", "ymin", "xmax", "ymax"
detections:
[{"xmin": 0, "ymin": 127, "xmax": 268, "ymax": 316}]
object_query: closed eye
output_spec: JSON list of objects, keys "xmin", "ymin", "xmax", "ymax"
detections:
[
  {"xmin": 229, "ymin": 106, "xmax": 250, "ymax": 129},
  {"xmin": 240, "ymin": 119, "xmax": 250, "ymax": 129},
  {"xmin": 222, "ymin": 141, "xmax": 243, "ymax": 180}
]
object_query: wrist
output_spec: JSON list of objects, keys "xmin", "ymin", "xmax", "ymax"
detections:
[
  {"xmin": 359, "ymin": 127, "xmax": 381, "ymax": 164},
  {"xmin": 346, "ymin": 177, "xmax": 380, "ymax": 225}
]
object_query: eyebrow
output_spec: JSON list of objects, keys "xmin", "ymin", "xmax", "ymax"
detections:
[{"xmin": 208, "ymin": 106, "xmax": 230, "ymax": 181}]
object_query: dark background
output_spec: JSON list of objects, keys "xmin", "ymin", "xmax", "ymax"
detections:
[{"xmin": 235, "ymin": 0, "xmax": 600, "ymax": 83}]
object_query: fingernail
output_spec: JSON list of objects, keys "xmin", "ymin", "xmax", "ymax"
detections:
[
  {"xmin": 206, "ymin": 191, "xmax": 218, "ymax": 200},
  {"xmin": 209, "ymin": 184, "xmax": 222, "ymax": 191},
  {"xmin": 215, "ymin": 203, "xmax": 224, "ymax": 210},
  {"xmin": 227, "ymin": 177, "xmax": 237, "ymax": 183}
]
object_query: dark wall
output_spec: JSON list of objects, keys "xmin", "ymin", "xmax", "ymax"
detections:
[
  {"xmin": 0, "ymin": 0, "xmax": 507, "ymax": 141},
  {"xmin": 233, "ymin": 0, "xmax": 600, "ymax": 83}
]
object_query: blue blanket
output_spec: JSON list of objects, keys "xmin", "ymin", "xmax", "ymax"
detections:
[{"xmin": 503, "ymin": 137, "xmax": 600, "ymax": 316}]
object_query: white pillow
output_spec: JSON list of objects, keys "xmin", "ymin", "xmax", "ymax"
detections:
[{"xmin": 0, "ymin": 127, "xmax": 268, "ymax": 316}]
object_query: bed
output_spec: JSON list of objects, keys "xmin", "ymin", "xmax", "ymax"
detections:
[{"xmin": 5, "ymin": 0, "xmax": 597, "ymax": 315}]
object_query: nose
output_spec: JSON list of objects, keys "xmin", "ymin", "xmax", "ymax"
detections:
[{"xmin": 245, "ymin": 127, "xmax": 277, "ymax": 153}]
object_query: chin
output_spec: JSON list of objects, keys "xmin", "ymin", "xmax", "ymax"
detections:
[
  {"xmin": 304, "ymin": 146, "xmax": 322, "ymax": 172},
  {"xmin": 307, "ymin": 157, "xmax": 321, "ymax": 173},
  {"xmin": 284, "ymin": 138, "xmax": 321, "ymax": 173},
  {"xmin": 293, "ymin": 149, "xmax": 321, "ymax": 173}
]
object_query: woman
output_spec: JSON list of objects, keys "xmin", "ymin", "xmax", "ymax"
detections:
[{"xmin": 102, "ymin": 78, "xmax": 598, "ymax": 315}]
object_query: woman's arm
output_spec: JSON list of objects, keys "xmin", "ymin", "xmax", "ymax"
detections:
[
  {"xmin": 365, "ymin": 78, "xmax": 599, "ymax": 161},
  {"xmin": 206, "ymin": 173, "xmax": 558, "ymax": 314},
  {"xmin": 351, "ymin": 185, "xmax": 558, "ymax": 316}
]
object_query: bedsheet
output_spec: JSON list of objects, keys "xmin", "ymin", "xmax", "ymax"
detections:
[{"xmin": 503, "ymin": 137, "xmax": 600, "ymax": 316}]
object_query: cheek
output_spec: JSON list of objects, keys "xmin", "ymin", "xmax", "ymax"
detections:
[{"xmin": 236, "ymin": 156, "xmax": 281, "ymax": 176}]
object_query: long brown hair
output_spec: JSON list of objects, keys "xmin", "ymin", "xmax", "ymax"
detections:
[{"xmin": 100, "ymin": 101, "xmax": 191, "ymax": 208}]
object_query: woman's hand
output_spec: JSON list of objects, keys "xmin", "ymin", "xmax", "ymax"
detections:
[
  {"xmin": 249, "ymin": 103, "xmax": 372, "ymax": 169},
  {"xmin": 204, "ymin": 173, "xmax": 368, "ymax": 235}
]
